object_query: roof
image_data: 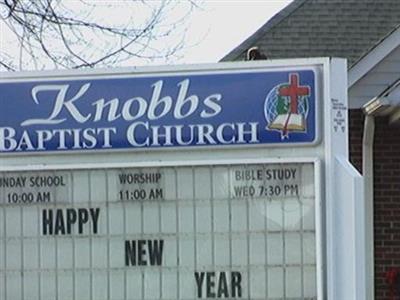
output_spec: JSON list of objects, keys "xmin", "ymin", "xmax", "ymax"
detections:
[{"xmin": 221, "ymin": 0, "xmax": 400, "ymax": 67}]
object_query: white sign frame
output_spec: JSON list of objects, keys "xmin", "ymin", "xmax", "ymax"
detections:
[{"xmin": 1, "ymin": 58, "xmax": 366, "ymax": 300}]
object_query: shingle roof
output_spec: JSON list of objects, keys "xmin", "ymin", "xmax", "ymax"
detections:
[{"xmin": 221, "ymin": 0, "xmax": 400, "ymax": 67}]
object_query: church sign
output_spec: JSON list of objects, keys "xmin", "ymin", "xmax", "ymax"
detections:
[{"xmin": 0, "ymin": 59, "xmax": 366, "ymax": 300}]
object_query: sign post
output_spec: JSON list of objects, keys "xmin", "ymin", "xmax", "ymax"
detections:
[{"xmin": 0, "ymin": 58, "xmax": 365, "ymax": 299}]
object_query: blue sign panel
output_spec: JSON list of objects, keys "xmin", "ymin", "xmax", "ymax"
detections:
[{"xmin": 0, "ymin": 69, "xmax": 317, "ymax": 152}]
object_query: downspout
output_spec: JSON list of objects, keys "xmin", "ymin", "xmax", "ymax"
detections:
[{"xmin": 363, "ymin": 115, "xmax": 375, "ymax": 300}]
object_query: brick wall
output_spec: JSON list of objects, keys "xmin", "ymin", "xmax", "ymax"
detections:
[
  {"xmin": 349, "ymin": 109, "xmax": 363, "ymax": 173},
  {"xmin": 349, "ymin": 109, "xmax": 400, "ymax": 300}
]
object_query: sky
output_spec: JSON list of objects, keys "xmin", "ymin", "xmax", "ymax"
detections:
[
  {"xmin": 178, "ymin": 0, "xmax": 293, "ymax": 64},
  {"xmin": 0, "ymin": 0, "xmax": 293, "ymax": 70}
]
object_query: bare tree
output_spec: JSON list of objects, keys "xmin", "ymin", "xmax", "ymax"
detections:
[{"xmin": 0, "ymin": 0, "xmax": 200, "ymax": 71}]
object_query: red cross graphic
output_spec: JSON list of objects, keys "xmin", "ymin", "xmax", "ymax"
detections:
[{"xmin": 279, "ymin": 73, "xmax": 310, "ymax": 113}]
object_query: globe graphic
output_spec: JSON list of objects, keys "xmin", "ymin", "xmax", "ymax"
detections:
[{"xmin": 264, "ymin": 84, "xmax": 309, "ymax": 126}]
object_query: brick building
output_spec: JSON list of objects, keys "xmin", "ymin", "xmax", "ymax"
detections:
[{"xmin": 222, "ymin": 1, "xmax": 400, "ymax": 299}]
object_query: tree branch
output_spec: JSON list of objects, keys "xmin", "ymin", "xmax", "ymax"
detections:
[{"xmin": 0, "ymin": 0, "xmax": 202, "ymax": 71}]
